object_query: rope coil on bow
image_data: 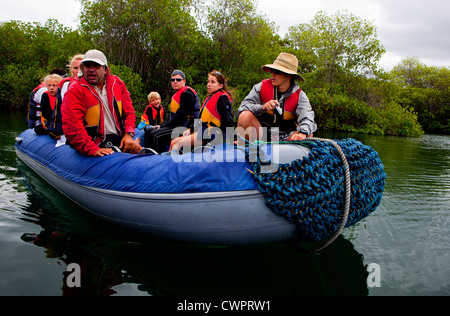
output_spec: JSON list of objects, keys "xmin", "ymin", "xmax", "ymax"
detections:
[
  {"xmin": 237, "ymin": 137, "xmax": 386, "ymax": 252},
  {"xmin": 300, "ymin": 138, "xmax": 351, "ymax": 252}
]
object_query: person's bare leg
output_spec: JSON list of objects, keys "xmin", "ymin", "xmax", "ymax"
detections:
[
  {"xmin": 237, "ymin": 111, "xmax": 264, "ymax": 143},
  {"xmin": 170, "ymin": 133, "xmax": 199, "ymax": 152}
]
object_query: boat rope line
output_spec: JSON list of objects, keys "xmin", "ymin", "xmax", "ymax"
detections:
[
  {"xmin": 299, "ymin": 138, "xmax": 351, "ymax": 253},
  {"xmin": 237, "ymin": 137, "xmax": 386, "ymax": 252}
]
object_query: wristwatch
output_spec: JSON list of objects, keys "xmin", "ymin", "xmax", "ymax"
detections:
[{"xmin": 127, "ymin": 132, "xmax": 135, "ymax": 138}]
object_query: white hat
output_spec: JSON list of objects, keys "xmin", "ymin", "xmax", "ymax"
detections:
[{"xmin": 82, "ymin": 49, "xmax": 108, "ymax": 66}]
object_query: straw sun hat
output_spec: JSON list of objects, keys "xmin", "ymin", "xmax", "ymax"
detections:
[{"xmin": 262, "ymin": 52, "xmax": 305, "ymax": 81}]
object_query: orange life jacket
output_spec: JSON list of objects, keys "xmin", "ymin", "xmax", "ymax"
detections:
[
  {"xmin": 169, "ymin": 86, "xmax": 200, "ymax": 127},
  {"xmin": 81, "ymin": 79, "xmax": 125, "ymax": 140},
  {"xmin": 200, "ymin": 91, "xmax": 232, "ymax": 128}
]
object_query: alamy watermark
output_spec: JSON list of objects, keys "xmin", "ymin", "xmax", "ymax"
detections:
[
  {"xmin": 66, "ymin": 263, "xmax": 81, "ymax": 288},
  {"xmin": 367, "ymin": 263, "xmax": 381, "ymax": 288}
]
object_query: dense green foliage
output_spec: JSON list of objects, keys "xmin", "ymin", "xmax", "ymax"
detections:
[
  {"xmin": 0, "ymin": 20, "xmax": 91, "ymax": 109},
  {"xmin": 1, "ymin": 0, "xmax": 448, "ymax": 136},
  {"xmin": 390, "ymin": 57, "xmax": 450, "ymax": 134}
]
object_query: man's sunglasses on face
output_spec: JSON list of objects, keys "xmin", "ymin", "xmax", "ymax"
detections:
[
  {"xmin": 271, "ymin": 69, "xmax": 284, "ymax": 75},
  {"xmin": 171, "ymin": 78, "xmax": 184, "ymax": 82},
  {"xmin": 83, "ymin": 61, "xmax": 103, "ymax": 69}
]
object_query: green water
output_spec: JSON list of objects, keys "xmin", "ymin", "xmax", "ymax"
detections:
[{"xmin": 0, "ymin": 110, "xmax": 449, "ymax": 296}]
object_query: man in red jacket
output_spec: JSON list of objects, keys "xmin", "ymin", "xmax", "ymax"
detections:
[{"xmin": 62, "ymin": 50, "xmax": 139, "ymax": 157}]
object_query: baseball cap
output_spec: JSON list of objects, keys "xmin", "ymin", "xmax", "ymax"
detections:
[{"xmin": 82, "ymin": 49, "xmax": 108, "ymax": 66}]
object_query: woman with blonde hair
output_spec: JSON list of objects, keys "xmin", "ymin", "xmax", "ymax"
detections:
[{"xmin": 68, "ymin": 54, "xmax": 84, "ymax": 78}]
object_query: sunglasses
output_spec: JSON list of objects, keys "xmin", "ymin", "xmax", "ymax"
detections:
[
  {"xmin": 171, "ymin": 78, "xmax": 184, "ymax": 82},
  {"xmin": 271, "ymin": 69, "xmax": 284, "ymax": 75}
]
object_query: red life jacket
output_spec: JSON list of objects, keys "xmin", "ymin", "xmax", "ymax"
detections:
[
  {"xmin": 47, "ymin": 93, "xmax": 57, "ymax": 111},
  {"xmin": 40, "ymin": 91, "xmax": 57, "ymax": 128},
  {"xmin": 141, "ymin": 104, "xmax": 164, "ymax": 125},
  {"xmin": 58, "ymin": 77, "xmax": 76, "ymax": 94},
  {"xmin": 35, "ymin": 82, "xmax": 46, "ymax": 92},
  {"xmin": 200, "ymin": 91, "xmax": 232, "ymax": 128},
  {"xmin": 260, "ymin": 79, "xmax": 301, "ymax": 122}
]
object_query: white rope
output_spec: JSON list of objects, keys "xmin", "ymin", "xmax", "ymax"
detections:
[{"xmin": 301, "ymin": 137, "xmax": 352, "ymax": 253}]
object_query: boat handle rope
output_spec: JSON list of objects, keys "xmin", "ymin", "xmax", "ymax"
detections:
[{"xmin": 298, "ymin": 137, "xmax": 351, "ymax": 253}]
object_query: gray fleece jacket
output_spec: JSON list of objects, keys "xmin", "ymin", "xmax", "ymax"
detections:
[{"xmin": 238, "ymin": 81, "xmax": 317, "ymax": 136}]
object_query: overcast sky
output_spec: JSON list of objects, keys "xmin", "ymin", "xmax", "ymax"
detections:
[{"xmin": 1, "ymin": 0, "xmax": 449, "ymax": 71}]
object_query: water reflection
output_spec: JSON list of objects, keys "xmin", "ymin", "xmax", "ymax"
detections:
[
  {"xmin": 21, "ymin": 231, "xmax": 124, "ymax": 296},
  {"xmin": 17, "ymin": 160, "xmax": 370, "ymax": 296}
]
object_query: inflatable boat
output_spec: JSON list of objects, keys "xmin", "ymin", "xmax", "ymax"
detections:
[{"xmin": 14, "ymin": 129, "xmax": 386, "ymax": 246}]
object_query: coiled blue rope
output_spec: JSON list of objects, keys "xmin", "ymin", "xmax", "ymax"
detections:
[{"xmin": 241, "ymin": 138, "xmax": 386, "ymax": 248}]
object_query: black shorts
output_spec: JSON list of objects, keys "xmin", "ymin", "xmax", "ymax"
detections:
[
  {"xmin": 144, "ymin": 127, "xmax": 184, "ymax": 154},
  {"xmin": 259, "ymin": 122, "xmax": 292, "ymax": 141},
  {"xmin": 99, "ymin": 134, "xmax": 123, "ymax": 149}
]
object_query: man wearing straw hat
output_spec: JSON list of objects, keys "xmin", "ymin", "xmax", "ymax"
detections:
[{"xmin": 237, "ymin": 52, "xmax": 317, "ymax": 142}]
